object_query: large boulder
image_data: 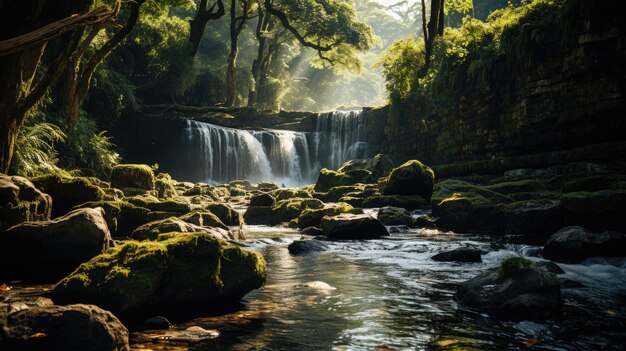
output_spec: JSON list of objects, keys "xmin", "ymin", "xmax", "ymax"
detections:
[
  {"xmin": 296, "ymin": 203, "xmax": 362, "ymax": 229},
  {"xmin": 558, "ymin": 190, "xmax": 626, "ymax": 232},
  {"xmin": 179, "ymin": 210, "xmax": 228, "ymax": 230},
  {"xmin": 0, "ymin": 174, "xmax": 51, "ymax": 231},
  {"xmin": 455, "ymin": 257, "xmax": 562, "ymax": 320},
  {"xmin": 0, "ymin": 304, "xmax": 129, "ymax": 351},
  {"xmin": 272, "ymin": 198, "xmax": 325, "ymax": 223},
  {"xmin": 204, "ymin": 202, "xmax": 243, "ymax": 226},
  {"xmin": 504, "ymin": 200, "xmax": 564, "ymax": 241},
  {"xmin": 243, "ymin": 206, "xmax": 277, "ymax": 225},
  {"xmin": 249, "ymin": 193, "xmax": 276, "ymax": 207},
  {"xmin": 155, "ymin": 173, "xmax": 178, "ymax": 199},
  {"xmin": 431, "ymin": 248, "xmax": 482, "ymax": 263},
  {"xmin": 52, "ymin": 233, "xmax": 266, "ymax": 316},
  {"xmin": 111, "ymin": 164, "xmax": 156, "ymax": 191},
  {"xmin": 382, "ymin": 160, "xmax": 435, "ymax": 201},
  {"xmin": 321, "ymin": 214, "xmax": 389, "ymax": 240},
  {"xmin": 338, "ymin": 154, "xmax": 396, "ymax": 179},
  {"xmin": 288, "ymin": 240, "xmax": 328, "ymax": 255},
  {"xmin": 377, "ymin": 206, "xmax": 414, "ymax": 226},
  {"xmin": 362, "ymin": 194, "xmax": 429, "ymax": 210},
  {"xmin": 131, "ymin": 217, "xmax": 235, "ymax": 241},
  {"xmin": 0, "ymin": 208, "xmax": 111, "ymax": 282},
  {"xmin": 314, "ymin": 168, "xmax": 367, "ymax": 193},
  {"xmin": 32, "ymin": 174, "xmax": 106, "ymax": 217},
  {"xmin": 541, "ymin": 226, "xmax": 626, "ymax": 263}
]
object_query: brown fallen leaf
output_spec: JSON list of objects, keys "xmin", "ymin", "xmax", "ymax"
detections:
[
  {"xmin": 0, "ymin": 283, "xmax": 11, "ymax": 291},
  {"xmin": 30, "ymin": 332, "xmax": 48, "ymax": 338}
]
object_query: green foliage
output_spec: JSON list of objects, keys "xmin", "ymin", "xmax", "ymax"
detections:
[
  {"xmin": 379, "ymin": 0, "xmax": 564, "ymax": 105},
  {"xmin": 11, "ymin": 120, "xmax": 66, "ymax": 177}
]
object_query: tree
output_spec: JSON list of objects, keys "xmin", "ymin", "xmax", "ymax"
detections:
[
  {"xmin": 226, "ymin": 0, "xmax": 256, "ymax": 107},
  {"xmin": 56, "ymin": 0, "xmax": 150, "ymax": 127},
  {"xmin": 189, "ymin": 0, "xmax": 225, "ymax": 56},
  {"xmin": 0, "ymin": 0, "xmax": 119, "ymax": 173}
]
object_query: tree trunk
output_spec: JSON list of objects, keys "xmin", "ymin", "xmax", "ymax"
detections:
[
  {"xmin": 425, "ymin": 0, "xmax": 444, "ymax": 69},
  {"xmin": 189, "ymin": 0, "xmax": 225, "ymax": 56},
  {"xmin": 226, "ymin": 0, "xmax": 239, "ymax": 107},
  {"xmin": 247, "ymin": 8, "xmax": 267, "ymax": 107}
]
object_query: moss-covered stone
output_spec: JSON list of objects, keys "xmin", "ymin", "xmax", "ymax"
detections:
[
  {"xmin": 296, "ymin": 202, "xmax": 363, "ymax": 229},
  {"xmin": 314, "ymin": 168, "xmax": 364, "ymax": 193},
  {"xmin": 179, "ymin": 210, "xmax": 228, "ymax": 230},
  {"xmin": 362, "ymin": 194, "xmax": 429, "ymax": 210},
  {"xmin": 561, "ymin": 175, "xmax": 615, "ymax": 192},
  {"xmin": 111, "ymin": 164, "xmax": 156, "ymax": 191},
  {"xmin": 323, "ymin": 184, "xmax": 367, "ymax": 202},
  {"xmin": 52, "ymin": 233, "xmax": 266, "ymax": 315},
  {"xmin": 243, "ymin": 206, "xmax": 277, "ymax": 225},
  {"xmin": 32, "ymin": 173, "xmax": 107, "ymax": 218},
  {"xmin": 131, "ymin": 217, "xmax": 234, "ymax": 241},
  {"xmin": 155, "ymin": 173, "xmax": 177, "ymax": 199},
  {"xmin": 249, "ymin": 193, "xmax": 276, "ymax": 207},
  {"xmin": 486, "ymin": 179, "xmax": 547, "ymax": 194},
  {"xmin": 558, "ymin": 190, "xmax": 626, "ymax": 231},
  {"xmin": 383, "ymin": 160, "xmax": 435, "ymax": 201},
  {"xmin": 125, "ymin": 196, "xmax": 191, "ymax": 214},
  {"xmin": 272, "ymin": 188, "xmax": 312, "ymax": 201},
  {"xmin": 378, "ymin": 206, "xmax": 414, "ymax": 226},
  {"xmin": 272, "ymin": 197, "xmax": 325, "ymax": 223},
  {"xmin": 204, "ymin": 202, "xmax": 243, "ymax": 226},
  {"xmin": 338, "ymin": 154, "xmax": 396, "ymax": 179},
  {"xmin": 503, "ymin": 199, "xmax": 563, "ymax": 239}
]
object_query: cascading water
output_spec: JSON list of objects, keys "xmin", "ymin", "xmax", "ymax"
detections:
[{"xmin": 184, "ymin": 110, "xmax": 371, "ymax": 186}]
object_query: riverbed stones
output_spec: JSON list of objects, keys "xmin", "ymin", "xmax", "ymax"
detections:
[
  {"xmin": 338, "ymin": 154, "xmax": 396, "ymax": 179},
  {"xmin": 455, "ymin": 257, "xmax": 562, "ymax": 320},
  {"xmin": 111, "ymin": 164, "xmax": 156, "ymax": 192},
  {"xmin": 0, "ymin": 174, "xmax": 51, "ymax": 231},
  {"xmin": 249, "ymin": 193, "xmax": 276, "ymax": 207},
  {"xmin": 131, "ymin": 217, "xmax": 235, "ymax": 241},
  {"xmin": 204, "ymin": 202, "xmax": 242, "ymax": 226},
  {"xmin": 321, "ymin": 214, "xmax": 389, "ymax": 240},
  {"xmin": 362, "ymin": 194, "xmax": 429, "ymax": 210},
  {"xmin": 541, "ymin": 226, "xmax": 626, "ymax": 263},
  {"xmin": 382, "ymin": 160, "xmax": 435, "ymax": 201},
  {"xmin": 431, "ymin": 248, "xmax": 482, "ymax": 263},
  {"xmin": 288, "ymin": 239, "xmax": 329, "ymax": 255},
  {"xmin": 52, "ymin": 232, "xmax": 266, "ymax": 315},
  {"xmin": 296, "ymin": 202, "xmax": 362, "ymax": 229},
  {"xmin": 377, "ymin": 206, "xmax": 414, "ymax": 226},
  {"xmin": 32, "ymin": 173, "xmax": 106, "ymax": 217},
  {"xmin": 0, "ymin": 304, "xmax": 129, "ymax": 351},
  {"xmin": 314, "ymin": 168, "xmax": 364, "ymax": 192},
  {"xmin": 179, "ymin": 210, "xmax": 228, "ymax": 230},
  {"xmin": 0, "ymin": 207, "xmax": 111, "ymax": 282}
]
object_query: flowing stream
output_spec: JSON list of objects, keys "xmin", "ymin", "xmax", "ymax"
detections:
[
  {"xmin": 130, "ymin": 216, "xmax": 626, "ymax": 351},
  {"xmin": 184, "ymin": 110, "xmax": 370, "ymax": 186}
]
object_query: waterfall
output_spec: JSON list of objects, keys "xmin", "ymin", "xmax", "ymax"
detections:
[{"xmin": 184, "ymin": 110, "xmax": 370, "ymax": 186}]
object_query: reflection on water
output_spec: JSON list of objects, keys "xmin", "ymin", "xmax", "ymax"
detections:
[{"xmin": 131, "ymin": 226, "xmax": 626, "ymax": 351}]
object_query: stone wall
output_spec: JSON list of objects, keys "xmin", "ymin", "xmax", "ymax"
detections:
[{"xmin": 384, "ymin": 1, "xmax": 626, "ymax": 169}]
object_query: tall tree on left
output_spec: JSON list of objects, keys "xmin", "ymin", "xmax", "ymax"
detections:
[{"xmin": 0, "ymin": 0, "xmax": 120, "ymax": 173}]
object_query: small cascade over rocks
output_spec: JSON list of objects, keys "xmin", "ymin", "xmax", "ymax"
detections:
[{"xmin": 184, "ymin": 110, "xmax": 371, "ymax": 186}]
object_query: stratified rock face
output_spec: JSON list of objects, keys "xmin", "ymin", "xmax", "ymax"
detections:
[
  {"xmin": 431, "ymin": 248, "xmax": 482, "ymax": 263},
  {"xmin": 383, "ymin": 160, "xmax": 435, "ymax": 201},
  {"xmin": 321, "ymin": 214, "xmax": 389, "ymax": 240},
  {"xmin": 455, "ymin": 257, "xmax": 562, "ymax": 321},
  {"xmin": 52, "ymin": 233, "xmax": 266, "ymax": 315},
  {"xmin": 111, "ymin": 164, "xmax": 156, "ymax": 191},
  {"xmin": 0, "ymin": 207, "xmax": 111, "ymax": 282},
  {"xmin": 541, "ymin": 226, "xmax": 626, "ymax": 263},
  {"xmin": 377, "ymin": 206, "xmax": 414, "ymax": 226},
  {"xmin": 1, "ymin": 304, "xmax": 129, "ymax": 351},
  {"xmin": 0, "ymin": 174, "xmax": 51, "ymax": 231}
]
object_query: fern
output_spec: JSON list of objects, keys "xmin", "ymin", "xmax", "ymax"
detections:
[{"xmin": 11, "ymin": 122, "xmax": 66, "ymax": 176}]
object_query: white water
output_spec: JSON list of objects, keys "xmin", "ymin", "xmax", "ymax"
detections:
[{"xmin": 185, "ymin": 110, "xmax": 370, "ymax": 186}]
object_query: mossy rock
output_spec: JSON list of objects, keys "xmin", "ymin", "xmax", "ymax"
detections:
[
  {"xmin": 378, "ymin": 206, "xmax": 414, "ymax": 226},
  {"xmin": 323, "ymin": 184, "xmax": 368, "ymax": 202},
  {"xmin": 362, "ymin": 194, "xmax": 429, "ymax": 210},
  {"xmin": 486, "ymin": 179, "xmax": 547, "ymax": 194},
  {"xmin": 52, "ymin": 233, "xmax": 266, "ymax": 316},
  {"xmin": 155, "ymin": 173, "xmax": 177, "ymax": 199},
  {"xmin": 383, "ymin": 160, "xmax": 435, "ymax": 201},
  {"xmin": 243, "ymin": 206, "xmax": 278, "ymax": 225},
  {"xmin": 503, "ymin": 199, "xmax": 564, "ymax": 239},
  {"xmin": 296, "ymin": 203, "xmax": 363, "ymax": 229},
  {"xmin": 204, "ymin": 202, "xmax": 243, "ymax": 226},
  {"xmin": 432, "ymin": 179, "xmax": 513, "ymax": 205},
  {"xmin": 256, "ymin": 182, "xmax": 278, "ymax": 191},
  {"xmin": 249, "ymin": 193, "xmax": 276, "ymax": 207},
  {"xmin": 0, "ymin": 175, "xmax": 52, "ymax": 231},
  {"xmin": 183, "ymin": 184, "xmax": 220, "ymax": 200},
  {"xmin": 338, "ymin": 154, "xmax": 396, "ymax": 179},
  {"xmin": 131, "ymin": 217, "xmax": 234, "ymax": 241},
  {"xmin": 314, "ymin": 168, "xmax": 366, "ymax": 193},
  {"xmin": 32, "ymin": 174, "xmax": 106, "ymax": 218},
  {"xmin": 111, "ymin": 164, "xmax": 155, "ymax": 191},
  {"xmin": 561, "ymin": 175, "xmax": 616, "ymax": 192},
  {"xmin": 558, "ymin": 190, "xmax": 626, "ymax": 231},
  {"xmin": 272, "ymin": 188, "xmax": 312, "ymax": 201},
  {"xmin": 272, "ymin": 198, "xmax": 325, "ymax": 223},
  {"xmin": 179, "ymin": 211, "xmax": 228, "ymax": 230},
  {"xmin": 125, "ymin": 196, "xmax": 191, "ymax": 214},
  {"xmin": 435, "ymin": 191, "xmax": 509, "ymax": 234}
]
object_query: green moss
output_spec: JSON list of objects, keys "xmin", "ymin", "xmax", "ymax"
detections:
[
  {"xmin": 314, "ymin": 168, "xmax": 364, "ymax": 192},
  {"xmin": 337, "ymin": 154, "xmax": 396, "ymax": 179},
  {"xmin": 432, "ymin": 179, "xmax": 513, "ymax": 205},
  {"xmin": 296, "ymin": 202, "xmax": 363, "ymax": 229},
  {"xmin": 204, "ymin": 202, "xmax": 242, "ymax": 226},
  {"xmin": 486, "ymin": 179, "xmax": 547, "ymax": 194},
  {"xmin": 362, "ymin": 194, "xmax": 429, "ymax": 210},
  {"xmin": 53, "ymin": 232, "xmax": 266, "ymax": 314},
  {"xmin": 272, "ymin": 198, "xmax": 325, "ymax": 222},
  {"xmin": 32, "ymin": 173, "xmax": 107, "ymax": 217},
  {"xmin": 125, "ymin": 196, "xmax": 190, "ymax": 214},
  {"xmin": 497, "ymin": 257, "xmax": 535, "ymax": 280},
  {"xmin": 383, "ymin": 160, "xmax": 435, "ymax": 200},
  {"xmin": 111, "ymin": 164, "xmax": 156, "ymax": 191}
]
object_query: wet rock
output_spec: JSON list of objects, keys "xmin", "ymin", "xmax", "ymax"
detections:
[
  {"xmin": 314, "ymin": 168, "xmax": 364, "ymax": 192},
  {"xmin": 377, "ymin": 206, "xmax": 414, "ymax": 226},
  {"xmin": 143, "ymin": 316, "xmax": 172, "ymax": 329},
  {"xmin": 301, "ymin": 227, "xmax": 324, "ymax": 236},
  {"xmin": 273, "ymin": 198, "xmax": 325, "ymax": 223},
  {"xmin": 131, "ymin": 217, "xmax": 235, "ymax": 241},
  {"xmin": 504, "ymin": 200, "xmax": 563, "ymax": 239},
  {"xmin": 52, "ymin": 232, "xmax": 266, "ymax": 316},
  {"xmin": 160, "ymin": 326, "xmax": 219, "ymax": 342},
  {"xmin": 32, "ymin": 174, "xmax": 106, "ymax": 217},
  {"xmin": 413, "ymin": 215, "xmax": 437, "ymax": 229},
  {"xmin": 455, "ymin": 257, "xmax": 562, "ymax": 320},
  {"xmin": 0, "ymin": 208, "xmax": 111, "ymax": 282},
  {"xmin": 111, "ymin": 164, "xmax": 156, "ymax": 191},
  {"xmin": 272, "ymin": 188, "xmax": 312, "ymax": 201},
  {"xmin": 388, "ymin": 225, "xmax": 411, "ymax": 233},
  {"xmin": 382, "ymin": 160, "xmax": 435, "ymax": 201},
  {"xmin": 300, "ymin": 281, "xmax": 336, "ymax": 291},
  {"xmin": 204, "ymin": 202, "xmax": 243, "ymax": 226},
  {"xmin": 243, "ymin": 206, "xmax": 277, "ymax": 225},
  {"xmin": 256, "ymin": 182, "xmax": 278, "ymax": 191},
  {"xmin": 288, "ymin": 240, "xmax": 328, "ymax": 255},
  {"xmin": 431, "ymin": 248, "xmax": 482, "ymax": 263},
  {"xmin": 296, "ymin": 202, "xmax": 362, "ymax": 229},
  {"xmin": 0, "ymin": 304, "xmax": 129, "ymax": 351},
  {"xmin": 0, "ymin": 174, "xmax": 51, "ymax": 231},
  {"xmin": 535, "ymin": 261, "xmax": 565, "ymax": 275},
  {"xmin": 321, "ymin": 214, "xmax": 389, "ymax": 240},
  {"xmin": 249, "ymin": 193, "xmax": 275, "ymax": 207},
  {"xmin": 541, "ymin": 226, "xmax": 626, "ymax": 263},
  {"xmin": 362, "ymin": 194, "xmax": 429, "ymax": 210},
  {"xmin": 559, "ymin": 190, "xmax": 626, "ymax": 232},
  {"xmin": 155, "ymin": 173, "xmax": 177, "ymax": 199}
]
